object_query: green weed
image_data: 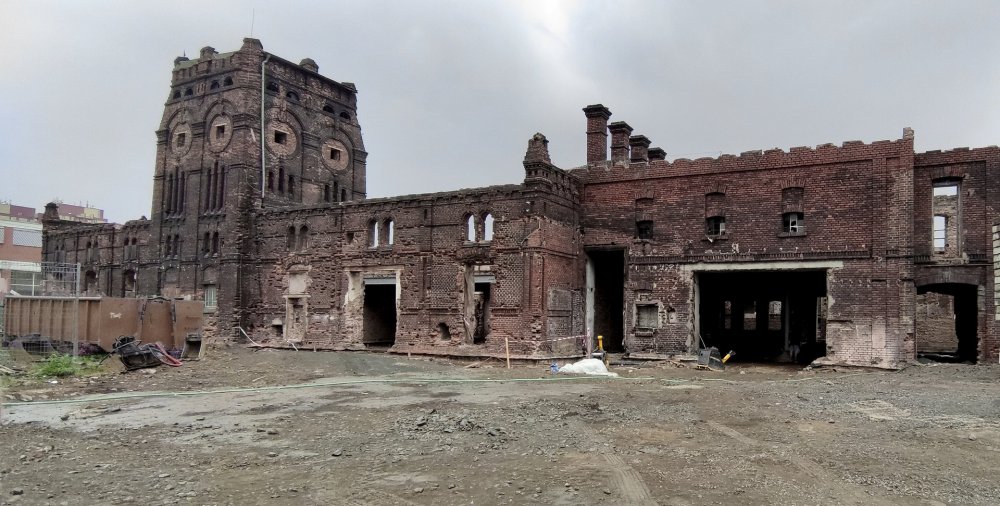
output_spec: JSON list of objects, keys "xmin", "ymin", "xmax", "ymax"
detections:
[{"xmin": 32, "ymin": 354, "xmax": 104, "ymax": 378}]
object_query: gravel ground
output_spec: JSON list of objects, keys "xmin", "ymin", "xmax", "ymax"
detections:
[{"xmin": 1, "ymin": 348, "xmax": 998, "ymax": 505}]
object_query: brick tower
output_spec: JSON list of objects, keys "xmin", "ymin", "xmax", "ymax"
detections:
[{"xmin": 149, "ymin": 38, "xmax": 367, "ymax": 336}]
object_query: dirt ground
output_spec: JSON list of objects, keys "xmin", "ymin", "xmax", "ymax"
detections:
[{"xmin": 1, "ymin": 347, "xmax": 999, "ymax": 506}]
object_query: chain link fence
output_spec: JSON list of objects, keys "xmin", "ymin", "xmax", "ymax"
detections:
[{"xmin": 2, "ymin": 262, "xmax": 81, "ymax": 370}]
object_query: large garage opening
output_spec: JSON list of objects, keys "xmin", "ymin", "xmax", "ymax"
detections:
[
  {"xmin": 916, "ymin": 283, "xmax": 978, "ymax": 363},
  {"xmin": 587, "ymin": 249, "xmax": 625, "ymax": 353},
  {"xmin": 697, "ymin": 270, "xmax": 827, "ymax": 363},
  {"xmin": 363, "ymin": 284, "xmax": 397, "ymax": 345}
]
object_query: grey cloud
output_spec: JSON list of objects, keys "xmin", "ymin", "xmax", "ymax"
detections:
[{"xmin": 0, "ymin": 0, "xmax": 997, "ymax": 222}]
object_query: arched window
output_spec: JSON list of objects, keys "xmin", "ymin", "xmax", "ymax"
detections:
[
  {"xmin": 288, "ymin": 175, "xmax": 295, "ymax": 195},
  {"xmin": 184, "ymin": 88, "xmax": 193, "ymax": 96},
  {"xmin": 339, "ymin": 112, "xmax": 351, "ymax": 120},
  {"xmin": 267, "ymin": 171, "xmax": 274, "ymax": 191},
  {"xmin": 323, "ymin": 104, "xmax": 335, "ymax": 114},
  {"xmin": 368, "ymin": 220, "xmax": 379, "ymax": 248},
  {"xmin": 278, "ymin": 167, "xmax": 285, "ymax": 192},
  {"xmin": 483, "ymin": 213, "xmax": 494, "ymax": 241},
  {"xmin": 466, "ymin": 214, "xmax": 477, "ymax": 242},
  {"xmin": 298, "ymin": 225, "xmax": 309, "ymax": 251},
  {"xmin": 210, "ymin": 80, "xmax": 220, "ymax": 90},
  {"xmin": 286, "ymin": 226, "xmax": 296, "ymax": 250},
  {"xmin": 266, "ymin": 81, "xmax": 279, "ymax": 93},
  {"xmin": 385, "ymin": 219, "xmax": 394, "ymax": 246},
  {"xmin": 172, "ymin": 90, "xmax": 181, "ymax": 99},
  {"xmin": 223, "ymin": 76, "xmax": 233, "ymax": 86},
  {"xmin": 286, "ymin": 91, "xmax": 299, "ymax": 101},
  {"xmin": 84, "ymin": 270, "xmax": 98, "ymax": 293},
  {"xmin": 211, "ymin": 232, "xmax": 219, "ymax": 255},
  {"xmin": 173, "ymin": 234, "xmax": 181, "ymax": 257},
  {"xmin": 202, "ymin": 232, "xmax": 210, "ymax": 255}
]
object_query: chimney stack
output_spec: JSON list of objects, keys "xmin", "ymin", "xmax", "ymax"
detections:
[
  {"xmin": 583, "ymin": 104, "xmax": 612, "ymax": 164},
  {"xmin": 199, "ymin": 46, "xmax": 217, "ymax": 60},
  {"xmin": 648, "ymin": 147, "xmax": 667, "ymax": 161},
  {"xmin": 608, "ymin": 121, "xmax": 633, "ymax": 163},
  {"xmin": 629, "ymin": 135, "xmax": 650, "ymax": 162}
]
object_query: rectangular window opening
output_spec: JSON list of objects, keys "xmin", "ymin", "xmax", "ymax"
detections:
[
  {"xmin": 783, "ymin": 212, "xmax": 804, "ymax": 234},
  {"xmin": 636, "ymin": 220, "xmax": 653, "ymax": 240},
  {"xmin": 204, "ymin": 285, "xmax": 217, "ymax": 309},
  {"xmin": 768, "ymin": 301, "xmax": 782, "ymax": 331},
  {"xmin": 636, "ymin": 304, "xmax": 659, "ymax": 329},
  {"xmin": 215, "ymin": 125, "xmax": 225, "ymax": 139},
  {"xmin": 706, "ymin": 216, "xmax": 726, "ymax": 236},
  {"xmin": 743, "ymin": 302, "xmax": 757, "ymax": 331},
  {"xmin": 933, "ymin": 215, "xmax": 947, "ymax": 251},
  {"xmin": 933, "ymin": 185, "xmax": 958, "ymax": 197},
  {"xmin": 274, "ymin": 131, "xmax": 288, "ymax": 144},
  {"xmin": 329, "ymin": 148, "xmax": 341, "ymax": 160},
  {"xmin": 175, "ymin": 133, "xmax": 186, "ymax": 147}
]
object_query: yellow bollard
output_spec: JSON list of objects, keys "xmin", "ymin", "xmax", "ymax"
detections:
[{"xmin": 597, "ymin": 335, "xmax": 608, "ymax": 366}]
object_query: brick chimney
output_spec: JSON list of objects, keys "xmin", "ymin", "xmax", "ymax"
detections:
[
  {"xmin": 629, "ymin": 135, "xmax": 650, "ymax": 162},
  {"xmin": 583, "ymin": 104, "xmax": 611, "ymax": 164},
  {"xmin": 199, "ymin": 46, "xmax": 217, "ymax": 60},
  {"xmin": 42, "ymin": 202, "xmax": 61, "ymax": 222},
  {"xmin": 608, "ymin": 121, "xmax": 633, "ymax": 163},
  {"xmin": 648, "ymin": 147, "xmax": 667, "ymax": 161}
]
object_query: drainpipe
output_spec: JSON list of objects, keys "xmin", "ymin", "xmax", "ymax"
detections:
[{"xmin": 260, "ymin": 54, "xmax": 271, "ymax": 199}]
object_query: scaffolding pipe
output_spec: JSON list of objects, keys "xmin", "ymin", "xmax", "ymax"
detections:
[{"xmin": 73, "ymin": 263, "xmax": 80, "ymax": 357}]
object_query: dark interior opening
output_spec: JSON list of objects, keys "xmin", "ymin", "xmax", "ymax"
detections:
[
  {"xmin": 698, "ymin": 270, "xmax": 827, "ymax": 363},
  {"xmin": 916, "ymin": 283, "xmax": 978, "ymax": 363},
  {"xmin": 589, "ymin": 249, "xmax": 625, "ymax": 353},
  {"xmin": 438, "ymin": 322, "xmax": 451, "ymax": 340},
  {"xmin": 473, "ymin": 282, "xmax": 492, "ymax": 344},
  {"xmin": 363, "ymin": 284, "xmax": 396, "ymax": 345}
]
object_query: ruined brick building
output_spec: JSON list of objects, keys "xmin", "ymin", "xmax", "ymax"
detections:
[{"xmin": 41, "ymin": 39, "xmax": 999, "ymax": 367}]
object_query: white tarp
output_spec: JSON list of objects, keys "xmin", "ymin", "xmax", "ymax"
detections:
[{"xmin": 557, "ymin": 358, "xmax": 618, "ymax": 377}]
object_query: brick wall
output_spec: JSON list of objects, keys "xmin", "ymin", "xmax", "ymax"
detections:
[{"xmin": 36, "ymin": 41, "xmax": 1000, "ymax": 366}]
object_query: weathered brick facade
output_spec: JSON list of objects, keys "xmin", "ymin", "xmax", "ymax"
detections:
[{"xmin": 41, "ymin": 40, "xmax": 999, "ymax": 367}]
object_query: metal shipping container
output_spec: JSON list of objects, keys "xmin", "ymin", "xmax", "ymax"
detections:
[{"xmin": 2, "ymin": 296, "xmax": 203, "ymax": 352}]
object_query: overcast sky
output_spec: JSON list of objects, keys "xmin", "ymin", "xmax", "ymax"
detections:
[{"xmin": 1, "ymin": 0, "xmax": 998, "ymax": 223}]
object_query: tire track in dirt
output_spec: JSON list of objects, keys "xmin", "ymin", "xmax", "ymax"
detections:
[
  {"xmin": 705, "ymin": 420, "xmax": 881, "ymax": 505},
  {"xmin": 347, "ymin": 488, "xmax": 424, "ymax": 506},
  {"xmin": 604, "ymin": 454, "xmax": 658, "ymax": 505}
]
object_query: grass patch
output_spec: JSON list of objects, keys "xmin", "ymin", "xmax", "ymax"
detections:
[{"xmin": 32, "ymin": 354, "xmax": 104, "ymax": 378}]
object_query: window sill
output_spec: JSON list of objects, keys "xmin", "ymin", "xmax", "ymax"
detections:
[
  {"xmin": 635, "ymin": 329, "xmax": 656, "ymax": 337},
  {"xmin": 702, "ymin": 233, "xmax": 728, "ymax": 242},
  {"xmin": 203, "ymin": 307, "xmax": 217, "ymax": 314},
  {"xmin": 778, "ymin": 231, "xmax": 807, "ymax": 238}
]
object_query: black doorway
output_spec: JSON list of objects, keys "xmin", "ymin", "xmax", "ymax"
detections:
[
  {"xmin": 363, "ymin": 284, "xmax": 397, "ymax": 345},
  {"xmin": 589, "ymin": 250, "xmax": 625, "ymax": 353},
  {"xmin": 916, "ymin": 283, "xmax": 978, "ymax": 363}
]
